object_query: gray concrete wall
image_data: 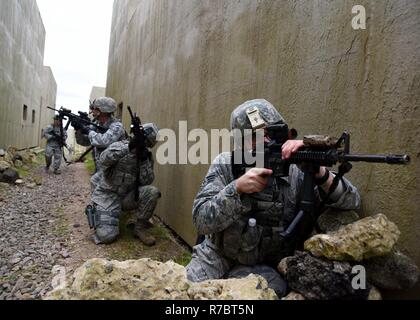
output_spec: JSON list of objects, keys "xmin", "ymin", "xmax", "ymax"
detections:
[
  {"xmin": 0, "ymin": 0, "xmax": 53, "ymax": 150},
  {"xmin": 90, "ymin": 86, "xmax": 106, "ymax": 101},
  {"xmin": 38, "ymin": 66, "xmax": 57, "ymax": 149},
  {"xmin": 106, "ymin": 0, "xmax": 420, "ymax": 297}
]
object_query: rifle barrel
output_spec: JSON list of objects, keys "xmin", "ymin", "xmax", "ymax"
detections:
[{"xmin": 344, "ymin": 154, "xmax": 410, "ymax": 164}]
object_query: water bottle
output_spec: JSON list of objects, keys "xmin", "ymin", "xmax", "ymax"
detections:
[{"xmin": 238, "ymin": 218, "xmax": 260, "ymax": 266}]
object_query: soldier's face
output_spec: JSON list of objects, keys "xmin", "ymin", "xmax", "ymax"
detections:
[
  {"xmin": 92, "ymin": 108, "xmax": 101, "ymax": 118},
  {"xmin": 53, "ymin": 119, "xmax": 60, "ymax": 126},
  {"xmin": 246, "ymin": 129, "xmax": 270, "ymax": 150}
]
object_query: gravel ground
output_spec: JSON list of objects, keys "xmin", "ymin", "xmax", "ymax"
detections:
[
  {"xmin": 0, "ymin": 164, "xmax": 86, "ymax": 300},
  {"xmin": 0, "ymin": 159, "xmax": 192, "ymax": 300}
]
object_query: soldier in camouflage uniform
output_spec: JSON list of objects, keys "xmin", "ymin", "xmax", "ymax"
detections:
[
  {"xmin": 73, "ymin": 97, "xmax": 126, "ymax": 179},
  {"xmin": 185, "ymin": 99, "xmax": 361, "ymax": 297},
  {"xmin": 42, "ymin": 116, "xmax": 67, "ymax": 175},
  {"xmin": 90, "ymin": 123, "xmax": 161, "ymax": 245},
  {"xmin": 72, "ymin": 97, "xmax": 125, "ymax": 244}
]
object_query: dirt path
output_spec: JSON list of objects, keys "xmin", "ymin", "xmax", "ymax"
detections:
[
  {"xmin": 0, "ymin": 159, "xmax": 191, "ymax": 300},
  {"xmin": 64, "ymin": 162, "xmax": 192, "ymax": 273}
]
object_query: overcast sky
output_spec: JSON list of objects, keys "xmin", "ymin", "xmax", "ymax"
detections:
[{"xmin": 36, "ymin": 0, "xmax": 114, "ymax": 113}]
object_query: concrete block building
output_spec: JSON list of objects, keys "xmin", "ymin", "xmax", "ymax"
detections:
[{"xmin": 0, "ymin": 0, "xmax": 56, "ymax": 150}]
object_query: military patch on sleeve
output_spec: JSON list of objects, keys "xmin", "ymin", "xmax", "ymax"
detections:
[{"xmin": 205, "ymin": 173, "xmax": 217, "ymax": 184}]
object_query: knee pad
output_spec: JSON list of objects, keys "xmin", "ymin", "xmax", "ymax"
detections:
[{"xmin": 94, "ymin": 210, "xmax": 120, "ymax": 244}]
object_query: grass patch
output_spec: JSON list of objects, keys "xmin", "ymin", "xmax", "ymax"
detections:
[
  {"xmin": 174, "ymin": 251, "xmax": 192, "ymax": 267},
  {"xmin": 16, "ymin": 152, "xmax": 45, "ymax": 178},
  {"xmin": 84, "ymin": 152, "xmax": 96, "ymax": 175},
  {"xmin": 105, "ymin": 212, "xmax": 140, "ymax": 261},
  {"xmin": 16, "ymin": 167, "xmax": 31, "ymax": 178},
  {"xmin": 149, "ymin": 225, "xmax": 170, "ymax": 241}
]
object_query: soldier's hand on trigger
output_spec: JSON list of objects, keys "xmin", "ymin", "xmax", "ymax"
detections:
[
  {"xmin": 71, "ymin": 119, "xmax": 82, "ymax": 131},
  {"xmin": 281, "ymin": 140, "xmax": 305, "ymax": 160},
  {"xmin": 236, "ymin": 168, "xmax": 273, "ymax": 194}
]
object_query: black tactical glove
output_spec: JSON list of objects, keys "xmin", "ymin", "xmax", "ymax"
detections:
[
  {"xmin": 80, "ymin": 124, "xmax": 92, "ymax": 135},
  {"xmin": 71, "ymin": 120, "xmax": 82, "ymax": 131}
]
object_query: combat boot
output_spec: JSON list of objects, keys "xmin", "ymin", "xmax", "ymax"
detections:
[
  {"xmin": 54, "ymin": 169, "xmax": 61, "ymax": 175},
  {"xmin": 133, "ymin": 220, "xmax": 156, "ymax": 246}
]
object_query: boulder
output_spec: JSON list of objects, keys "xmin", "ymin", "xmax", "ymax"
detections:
[
  {"xmin": 188, "ymin": 276, "xmax": 277, "ymax": 300},
  {"xmin": 0, "ymin": 149, "xmax": 5, "ymax": 156},
  {"xmin": 0, "ymin": 160, "xmax": 10, "ymax": 172},
  {"xmin": 26, "ymin": 183, "xmax": 37, "ymax": 189},
  {"xmin": 364, "ymin": 249, "xmax": 419, "ymax": 290},
  {"xmin": 281, "ymin": 291, "xmax": 306, "ymax": 300},
  {"xmin": 304, "ymin": 214, "xmax": 400, "ymax": 261},
  {"xmin": 368, "ymin": 286, "xmax": 382, "ymax": 300},
  {"xmin": 3, "ymin": 151, "xmax": 14, "ymax": 165},
  {"xmin": 14, "ymin": 160, "xmax": 23, "ymax": 168},
  {"xmin": 282, "ymin": 251, "xmax": 370, "ymax": 300},
  {"xmin": 0, "ymin": 168, "xmax": 19, "ymax": 184},
  {"xmin": 17, "ymin": 150, "xmax": 37, "ymax": 164},
  {"xmin": 44, "ymin": 258, "xmax": 277, "ymax": 300},
  {"xmin": 13, "ymin": 154, "xmax": 23, "ymax": 163},
  {"xmin": 33, "ymin": 176, "xmax": 43, "ymax": 186},
  {"xmin": 277, "ymin": 257, "xmax": 289, "ymax": 276},
  {"xmin": 317, "ymin": 209, "xmax": 360, "ymax": 233}
]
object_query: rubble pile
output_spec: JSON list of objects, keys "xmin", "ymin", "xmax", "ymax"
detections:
[
  {"xmin": 0, "ymin": 148, "xmax": 38, "ymax": 184},
  {"xmin": 279, "ymin": 210, "xmax": 419, "ymax": 300}
]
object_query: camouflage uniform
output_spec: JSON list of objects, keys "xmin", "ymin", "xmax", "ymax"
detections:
[
  {"xmin": 43, "ymin": 124, "xmax": 67, "ymax": 172},
  {"xmin": 75, "ymin": 117, "xmax": 125, "ymax": 165},
  {"xmin": 91, "ymin": 140, "xmax": 161, "ymax": 244},
  {"xmin": 74, "ymin": 97, "xmax": 126, "ymax": 190},
  {"xmin": 186, "ymin": 99, "xmax": 361, "ymax": 297}
]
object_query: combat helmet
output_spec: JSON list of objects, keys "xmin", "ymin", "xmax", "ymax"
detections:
[
  {"xmin": 91, "ymin": 97, "xmax": 117, "ymax": 114},
  {"xmin": 230, "ymin": 99, "xmax": 285, "ymax": 132},
  {"xmin": 143, "ymin": 123, "xmax": 159, "ymax": 148}
]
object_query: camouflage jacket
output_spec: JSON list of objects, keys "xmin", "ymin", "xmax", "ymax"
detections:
[
  {"xmin": 76, "ymin": 117, "xmax": 125, "ymax": 162},
  {"xmin": 95, "ymin": 141, "xmax": 155, "ymax": 197},
  {"xmin": 192, "ymin": 152, "xmax": 361, "ymax": 264},
  {"xmin": 43, "ymin": 125, "xmax": 67, "ymax": 148}
]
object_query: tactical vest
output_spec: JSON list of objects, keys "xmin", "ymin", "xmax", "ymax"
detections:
[
  {"xmin": 219, "ymin": 172, "xmax": 301, "ymax": 268},
  {"xmin": 104, "ymin": 146, "xmax": 138, "ymax": 196},
  {"xmin": 44, "ymin": 126, "xmax": 62, "ymax": 146}
]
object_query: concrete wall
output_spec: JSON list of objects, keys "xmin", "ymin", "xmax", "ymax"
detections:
[
  {"xmin": 106, "ymin": 0, "xmax": 420, "ymax": 296},
  {"xmin": 90, "ymin": 86, "xmax": 106, "ymax": 101},
  {"xmin": 0, "ymin": 0, "xmax": 50, "ymax": 150},
  {"xmin": 38, "ymin": 66, "xmax": 57, "ymax": 149}
]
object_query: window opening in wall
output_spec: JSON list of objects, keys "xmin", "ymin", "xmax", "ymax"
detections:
[
  {"xmin": 23, "ymin": 105, "xmax": 28, "ymax": 121},
  {"xmin": 32, "ymin": 110, "xmax": 36, "ymax": 124}
]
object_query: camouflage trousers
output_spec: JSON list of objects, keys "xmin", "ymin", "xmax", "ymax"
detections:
[
  {"xmin": 186, "ymin": 238, "xmax": 287, "ymax": 298},
  {"xmin": 90, "ymin": 181, "xmax": 161, "ymax": 244},
  {"xmin": 186, "ymin": 238, "xmax": 231, "ymax": 281},
  {"xmin": 45, "ymin": 144, "xmax": 62, "ymax": 170}
]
